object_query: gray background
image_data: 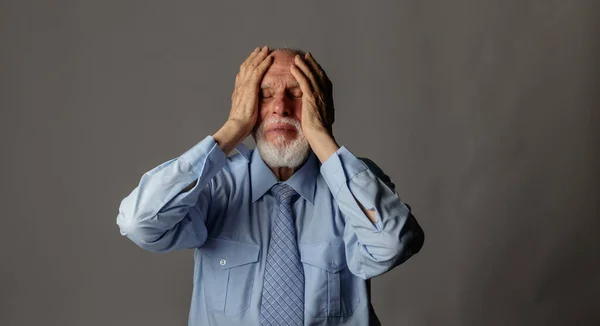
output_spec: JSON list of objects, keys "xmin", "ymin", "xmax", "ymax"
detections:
[{"xmin": 1, "ymin": 0, "xmax": 598, "ymax": 325}]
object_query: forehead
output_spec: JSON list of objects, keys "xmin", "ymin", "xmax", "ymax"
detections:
[{"xmin": 260, "ymin": 51, "xmax": 297, "ymax": 88}]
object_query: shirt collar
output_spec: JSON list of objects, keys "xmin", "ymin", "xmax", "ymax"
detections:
[
  {"xmin": 234, "ymin": 142, "xmax": 251, "ymax": 162},
  {"xmin": 250, "ymin": 148, "xmax": 319, "ymax": 204}
]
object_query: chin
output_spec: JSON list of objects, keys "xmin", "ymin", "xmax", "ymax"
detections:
[
  {"xmin": 256, "ymin": 135, "xmax": 311, "ymax": 168},
  {"xmin": 254, "ymin": 117, "xmax": 311, "ymax": 168}
]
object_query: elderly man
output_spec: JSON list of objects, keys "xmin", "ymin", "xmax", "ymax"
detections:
[{"xmin": 116, "ymin": 46, "xmax": 424, "ymax": 326}]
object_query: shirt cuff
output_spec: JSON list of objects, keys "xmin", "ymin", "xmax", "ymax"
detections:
[
  {"xmin": 320, "ymin": 146, "xmax": 369, "ymax": 197},
  {"xmin": 179, "ymin": 135, "xmax": 227, "ymax": 176}
]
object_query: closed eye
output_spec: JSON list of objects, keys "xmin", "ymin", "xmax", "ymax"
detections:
[
  {"xmin": 259, "ymin": 92, "xmax": 272, "ymax": 99},
  {"xmin": 288, "ymin": 88, "xmax": 302, "ymax": 98}
]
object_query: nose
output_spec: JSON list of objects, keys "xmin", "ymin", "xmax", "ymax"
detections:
[{"xmin": 271, "ymin": 94, "xmax": 292, "ymax": 117}]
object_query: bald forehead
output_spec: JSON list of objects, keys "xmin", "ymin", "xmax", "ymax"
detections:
[
  {"xmin": 271, "ymin": 49, "xmax": 297, "ymax": 65},
  {"xmin": 260, "ymin": 51, "xmax": 298, "ymax": 89}
]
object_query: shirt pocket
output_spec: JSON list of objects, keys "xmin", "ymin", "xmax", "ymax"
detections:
[
  {"xmin": 199, "ymin": 237, "xmax": 260, "ymax": 316},
  {"xmin": 299, "ymin": 241, "xmax": 360, "ymax": 318}
]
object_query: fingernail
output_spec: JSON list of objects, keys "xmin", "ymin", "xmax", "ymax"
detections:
[{"xmin": 306, "ymin": 52, "xmax": 311, "ymax": 57}]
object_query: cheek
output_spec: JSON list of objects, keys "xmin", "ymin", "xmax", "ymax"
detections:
[
  {"xmin": 254, "ymin": 106, "xmax": 266, "ymax": 130},
  {"xmin": 293, "ymin": 100, "xmax": 303, "ymax": 121},
  {"xmin": 258, "ymin": 103, "xmax": 269, "ymax": 119}
]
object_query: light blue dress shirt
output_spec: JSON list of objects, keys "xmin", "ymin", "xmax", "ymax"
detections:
[{"xmin": 116, "ymin": 135, "xmax": 424, "ymax": 326}]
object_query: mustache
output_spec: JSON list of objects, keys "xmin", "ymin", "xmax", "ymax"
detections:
[{"xmin": 259, "ymin": 117, "xmax": 302, "ymax": 132}]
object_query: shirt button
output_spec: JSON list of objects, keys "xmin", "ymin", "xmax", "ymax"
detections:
[{"xmin": 220, "ymin": 259, "xmax": 226, "ymax": 266}]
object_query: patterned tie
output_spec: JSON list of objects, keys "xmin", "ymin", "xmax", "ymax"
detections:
[{"xmin": 260, "ymin": 183, "xmax": 304, "ymax": 325}]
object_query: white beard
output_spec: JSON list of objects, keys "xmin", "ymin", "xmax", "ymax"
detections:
[{"xmin": 253, "ymin": 117, "xmax": 311, "ymax": 168}]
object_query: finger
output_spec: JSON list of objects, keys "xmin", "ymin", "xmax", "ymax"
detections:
[
  {"xmin": 240, "ymin": 46, "xmax": 268, "ymax": 79},
  {"xmin": 238, "ymin": 47, "xmax": 261, "ymax": 80},
  {"xmin": 303, "ymin": 53, "xmax": 334, "ymax": 129},
  {"xmin": 250, "ymin": 53, "xmax": 274, "ymax": 82},
  {"xmin": 293, "ymin": 55, "xmax": 320, "ymax": 91},
  {"xmin": 249, "ymin": 46, "xmax": 270, "ymax": 69},
  {"xmin": 289, "ymin": 63, "xmax": 313, "ymax": 96},
  {"xmin": 305, "ymin": 52, "xmax": 331, "ymax": 89},
  {"xmin": 241, "ymin": 47, "xmax": 261, "ymax": 68}
]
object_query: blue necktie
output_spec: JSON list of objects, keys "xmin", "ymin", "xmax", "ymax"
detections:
[{"xmin": 260, "ymin": 183, "xmax": 304, "ymax": 325}]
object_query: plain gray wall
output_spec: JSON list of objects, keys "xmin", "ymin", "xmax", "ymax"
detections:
[{"xmin": 1, "ymin": 0, "xmax": 598, "ymax": 325}]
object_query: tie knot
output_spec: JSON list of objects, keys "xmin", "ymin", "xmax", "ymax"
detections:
[{"xmin": 271, "ymin": 183, "xmax": 298, "ymax": 204}]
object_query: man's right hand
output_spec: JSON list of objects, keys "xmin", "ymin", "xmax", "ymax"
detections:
[
  {"xmin": 229, "ymin": 46, "xmax": 273, "ymax": 135},
  {"xmin": 213, "ymin": 46, "xmax": 273, "ymax": 154}
]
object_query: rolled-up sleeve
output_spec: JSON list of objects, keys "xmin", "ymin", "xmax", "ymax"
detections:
[
  {"xmin": 320, "ymin": 146, "xmax": 424, "ymax": 279},
  {"xmin": 116, "ymin": 135, "xmax": 227, "ymax": 252}
]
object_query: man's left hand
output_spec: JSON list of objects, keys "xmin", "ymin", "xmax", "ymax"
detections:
[
  {"xmin": 290, "ymin": 52, "xmax": 340, "ymax": 163},
  {"xmin": 290, "ymin": 53, "xmax": 335, "ymax": 138}
]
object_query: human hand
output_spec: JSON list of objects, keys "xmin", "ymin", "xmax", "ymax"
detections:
[
  {"xmin": 227, "ymin": 46, "xmax": 273, "ymax": 138},
  {"xmin": 289, "ymin": 52, "xmax": 335, "ymax": 137}
]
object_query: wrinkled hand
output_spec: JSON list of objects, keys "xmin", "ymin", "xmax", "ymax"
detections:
[
  {"xmin": 289, "ymin": 52, "xmax": 335, "ymax": 137},
  {"xmin": 228, "ymin": 46, "xmax": 273, "ymax": 138}
]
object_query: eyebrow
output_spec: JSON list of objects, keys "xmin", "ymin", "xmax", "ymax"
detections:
[{"xmin": 260, "ymin": 82, "xmax": 300, "ymax": 89}]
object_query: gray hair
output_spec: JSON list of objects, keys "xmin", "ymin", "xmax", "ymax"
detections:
[{"xmin": 271, "ymin": 47, "xmax": 307, "ymax": 57}]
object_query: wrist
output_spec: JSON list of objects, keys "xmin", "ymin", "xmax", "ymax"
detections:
[
  {"xmin": 306, "ymin": 130, "xmax": 339, "ymax": 163},
  {"xmin": 303, "ymin": 125, "xmax": 329, "ymax": 141},
  {"xmin": 213, "ymin": 120, "xmax": 249, "ymax": 155}
]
